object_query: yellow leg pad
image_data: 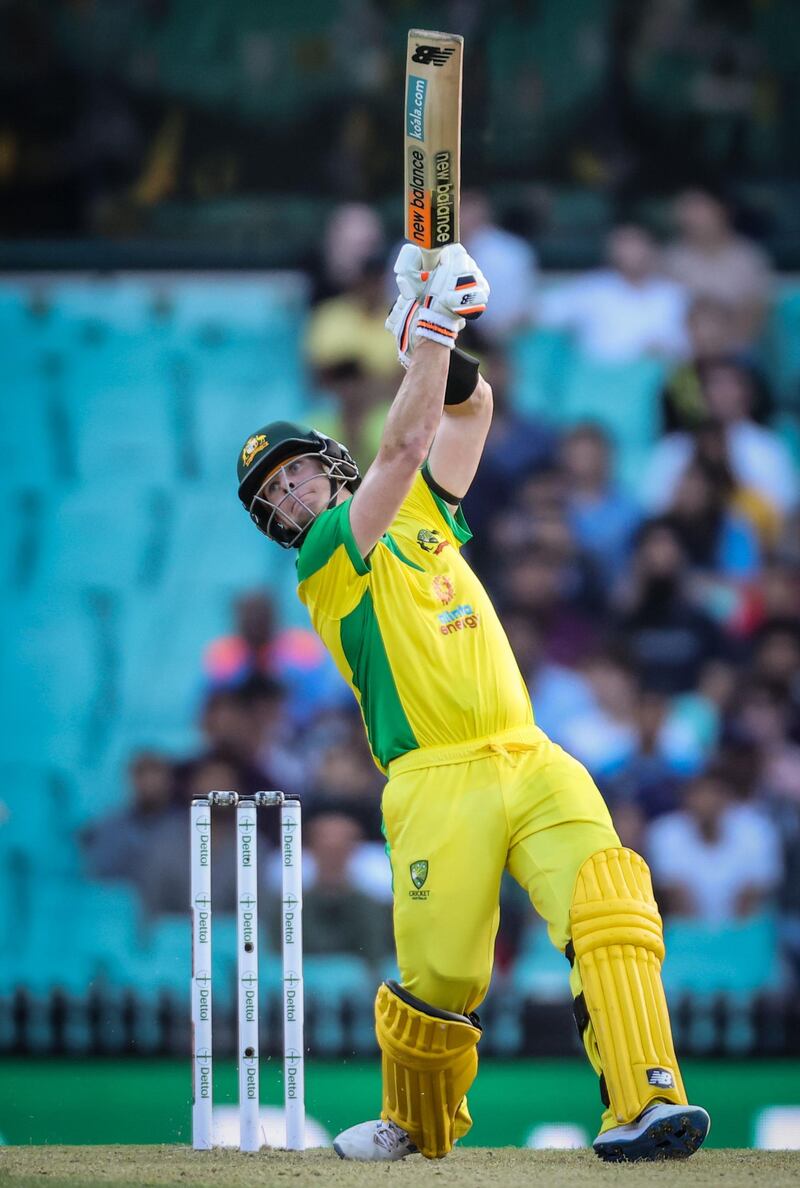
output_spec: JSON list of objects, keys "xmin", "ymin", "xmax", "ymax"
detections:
[
  {"xmin": 570, "ymin": 848, "xmax": 687, "ymax": 1124},
  {"xmin": 375, "ymin": 980, "xmax": 482, "ymax": 1159}
]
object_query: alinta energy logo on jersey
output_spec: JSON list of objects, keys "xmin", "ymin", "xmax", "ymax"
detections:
[{"xmin": 438, "ymin": 602, "xmax": 480, "ymax": 636}]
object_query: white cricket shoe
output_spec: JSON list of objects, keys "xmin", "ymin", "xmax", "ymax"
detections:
[
  {"xmin": 593, "ymin": 1101, "xmax": 711, "ymax": 1162},
  {"xmin": 333, "ymin": 1119, "xmax": 419, "ymax": 1161}
]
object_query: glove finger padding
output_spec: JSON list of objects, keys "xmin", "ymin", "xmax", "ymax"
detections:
[
  {"xmin": 385, "ymin": 294, "xmax": 419, "ymax": 366},
  {"xmin": 393, "ymin": 243, "xmax": 427, "ymax": 301}
]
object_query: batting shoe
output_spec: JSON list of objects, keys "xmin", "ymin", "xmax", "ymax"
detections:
[
  {"xmin": 593, "ymin": 1102, "xmax": 711, "ymax": 1162},
  {"xmin": 333, "ymin": 1119, "xmax": 419, "ymax": 1161}
]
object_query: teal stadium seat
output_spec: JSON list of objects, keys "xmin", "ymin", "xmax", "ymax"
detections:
[
  {"xmin": 0, "ymin": 593, "xmax": 99, "ymax": 771},
  {"xmin": 662, "ymin": 914, "xmax": 784, "ymax": 996},
  {"xmin": 2, "ymin": 273, "xmax": 313, "ymax": 1011},
  {"xmin": 510, "ymin": 923, "xmax": 571, "ymax": 1001},
  {"xmin": 300, "ymin": 955, "xmax": 374, "ymax": 1054},
  {"xmin": 559, "ymin": 352, "xmax": 666, "ymax": 491},
  {"xmin": 49, "ymin": 280, "xmax": 159, "ymax": 334},
  {"xmin": 770, "ymin": 286, "xmax": 800, "ymax": 406},
  {"xmin": 42, "ymin": 487, "xmax": 159, "ymax": 592},
  {"xmin": 510, "ymin": 329, "xmax": 573, "ymax": 420}
]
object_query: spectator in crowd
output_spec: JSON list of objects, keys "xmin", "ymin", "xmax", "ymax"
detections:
[
  {"xmin": 304, "ymin": 737, "xmax": 384, "ymax": 842},
  {"xmin": 81, "ymin": 751, "xmax": 177, "ymax": 886},
  {"xmin": 663, "ymin": 189, "xmax": 774, "ymax": 350},
  {"xmin": 646, "ymin": 768, "xmax": 782, "ymax": 924},
  {"xmin": 304, "ymin": 357, "xmax": 388, "ymax": 472},
  {"xmin": 559, "ymin": 423, "xmax": 641, "ymax": 589},
  {"xmin": 757, "ymin": 559, "xmax": 800, "ymax": 623},
  {"xmin": 461, "ymin": 345, "xmax": 556, "ymax": 571},
  {"xmin": 659, "ymin": 297, "xmax": 771, "ymax": 433},
  {"xmin": 245, "ymin": 675, "xmax": 307, "ymax": 799},
  {"xmin": 501, "ymin": 609, "xmax": 595, "ymax": 745},
  {"xmin": 492, "ymin": 462, "xmax": 607, "ymax": 615},
  {"xmin": 204, "ymin": 590, "xmax": 345, "ymax": 727},
  {"xmin": 666, "ymin": 459, "xmax": 760, "ymax": 581},
  {"xmin": 729, "ymin": 681, "xmax": 800, "ymax": 806},
  {"xmin": 750, "ymin": 619, "xmax": 800, "ymax": 716},
  {"xmin": 615, "ymin": 518, "xmax": 723, "ymax": 693},
  {"xmin": 537, "ymin": 223, "xmax": 689, "ymax": 363},
  {"xmin": 645, "ymin": 360, "xmax": 798, "ymax": 522},
  {"xmin": 181, "ymin": 686, "xmax": 280, "ymax": 802},
  {"xmin": 143, "ymin": 756, "xmax": 260, "ymax": 916},
  {"xmin": 497, "ymin": 542, "xmax": 600, "ymax": 666},
  {"xmin": 316, "ymin": 202, "xmax": 386, "ymax": 299},
  {"xmin": 306, "ymin": 253, "xmax": 397, "ymax": 390},
  {"xmin": 275, "ymin": 812, "xmax": 393, "ymax": 967},
  {"xmin": 459, "ymin": 190, "xmax": 538, "ymax": 342},
  {"xmin": 669, "ymin": 658, "xmax": 736, "ymax": 762},
  {"xmin": 559, "ymin": 651, "xmax": 702, "ymax": 801}
]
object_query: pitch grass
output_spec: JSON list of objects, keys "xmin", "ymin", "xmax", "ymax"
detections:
[{"xmin": 1, "ymin": 1146, "xmax": 799, "ymax": 1188}]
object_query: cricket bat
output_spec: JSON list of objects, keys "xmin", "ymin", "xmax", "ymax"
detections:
[
  {"xmin": 404, "ymin": 29, "xmax": 463, "ymax": 270},
  {"xmin": 404, "ymin": 28, "xmax": 480, "ymax": 401}
]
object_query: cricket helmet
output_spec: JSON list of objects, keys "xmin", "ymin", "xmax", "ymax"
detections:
[{"xmin": 236, "ymin": 420, "xmax": 360, "ymax": 548}]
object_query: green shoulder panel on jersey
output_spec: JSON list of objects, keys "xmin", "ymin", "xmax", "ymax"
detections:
[
  {"xmin": 421, "ymin": 466, "xmax": 472, "ymax": 545},
  {"xmin": 296, "ymin": 498, "xmax": 369, "ymax": 582},
  {"xmin": 340, "ymin": 589, "xmax": 418, "ymax": 768}
]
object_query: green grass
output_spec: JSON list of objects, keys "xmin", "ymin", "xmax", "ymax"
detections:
[{"xmin": 0, "ymin": 1146, "xmax": 798, "ymax": 1188}]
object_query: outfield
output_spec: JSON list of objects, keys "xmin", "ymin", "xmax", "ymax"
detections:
[
  {"xmin": 1, "ymin": 1059, "xmax": 798, "ymax": 1148},
  {"xmin": 1, "ymin": 1146, "xmax": 799, "ymax": 1188}
]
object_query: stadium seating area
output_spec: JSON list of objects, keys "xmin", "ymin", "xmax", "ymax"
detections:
[{"xmin": 2, "ymin": 273, "xmax": 799, "ymax": 1055}]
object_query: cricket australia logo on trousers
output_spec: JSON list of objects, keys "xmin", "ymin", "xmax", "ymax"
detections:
[{"xmin": 409, "ymin": 860, "xmax": 430, "ymax": 899}]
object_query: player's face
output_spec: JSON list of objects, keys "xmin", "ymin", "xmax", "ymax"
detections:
[{"xmin": 257, "ymin": 454, "xmax": 329, "ymax": 530}]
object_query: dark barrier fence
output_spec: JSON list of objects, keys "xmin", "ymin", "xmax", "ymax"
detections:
[{"xmin": 2, "ymin": 987, "xmax": 798, "ymax": 1059}]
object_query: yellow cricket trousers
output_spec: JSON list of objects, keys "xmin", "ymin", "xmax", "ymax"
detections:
[{"xmin": 382, "ymin": 723, "xmax": 620, "ymax": 1017}]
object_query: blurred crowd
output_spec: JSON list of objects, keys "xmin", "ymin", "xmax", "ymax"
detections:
[
  {"xmin": 3, "ymin": 0, "xmax": 800, "ymax": 265},
  {"xmin": 82, "ymin": 186, "xmax": 800, "ymax": 992}
]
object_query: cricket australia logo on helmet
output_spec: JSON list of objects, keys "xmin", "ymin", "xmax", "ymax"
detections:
[
  {"xmin": 412, "ymin": 44, "xmax": 455, "ymax": 67},
  {"xmin": 241, "ymin": 434, "xmax": 269, "ymax": 468}
]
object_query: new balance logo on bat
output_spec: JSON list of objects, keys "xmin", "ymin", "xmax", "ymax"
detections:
[{"xmin": 412, "ymin": 44, "xmax": 455, "ymax": 67}]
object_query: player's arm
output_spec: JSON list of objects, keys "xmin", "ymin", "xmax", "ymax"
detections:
[
  {"xmin": 387, "ymin": 242, "xmax": 491, "ymax": 508},
  {"xmin": 425, "ymin": 373, "xmax": 493, "ymax": 507},
  {"xmin": 349, "ymin": 340, "xmax": 450, "ymax": 558}
]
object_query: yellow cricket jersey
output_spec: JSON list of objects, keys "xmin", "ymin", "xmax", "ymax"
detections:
[{"xmin": 296, "ymin": 469, "xmax": 533, "ymax": 771}]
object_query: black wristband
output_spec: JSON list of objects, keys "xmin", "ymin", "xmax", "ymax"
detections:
[{"xmin": 444, "ymin": 347, "xmax": 480, "ymax": 405}]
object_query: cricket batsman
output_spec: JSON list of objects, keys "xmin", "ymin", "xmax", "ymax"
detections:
[{"xmin": 236, "ymin": 244, "xmax": 711, "ymax": 1162}]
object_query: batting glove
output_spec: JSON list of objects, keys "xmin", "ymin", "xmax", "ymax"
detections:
[
  {"xmin": 424, "ymin": 243, "xmax": 490, "ymax": 321},
  {"xmin": 393, "ymin": 242, "xmax": 489, "ymax": 319},
  {"xmin": 386, "ymin": 293, "xmax": 423, "ymax": 366},
  {"xmin": 387, "ymin": 244, "xmax": 470, "ymax": 360}
]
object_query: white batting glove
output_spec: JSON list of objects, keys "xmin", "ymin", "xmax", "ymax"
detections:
[
  {"xmin": 387, "ymin": 243, "xmax": 471, "ymax": 359},
  {"xmin": 385, "ymin": 293, "xmax": 422, "ymax": 366},
  {"xmin": 385, "ymin": 291, "xmax": 464, "ymax": 362},
  {"xmin": 424, "ymin": 243, "xmax": 490, "ymax": 320}
]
